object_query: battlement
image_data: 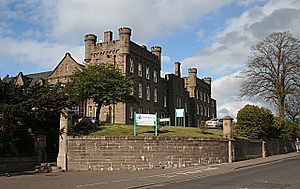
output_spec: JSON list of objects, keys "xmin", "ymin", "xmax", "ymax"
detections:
[
  {"xmin": 84, "ymin": 34, "xmax": 97, "ymax": 42},
  {"xmin": 118, "ymin": 27, "xmax": 132, "ymax": 35},
  {"xmin": 188, "ymin": 68, "xmax": 197, "ymax": 74}
]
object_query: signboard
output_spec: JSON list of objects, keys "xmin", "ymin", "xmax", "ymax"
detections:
[
  {"xmin": 175, "ymin": 109, "xmax": 185, "ymax": 118},
  {"xmin": 159, "ymin": 117, "xmax": 171, "ymax": 126},
  {"xmin": 136, "ymin": 113, "xmax": 157, "ymax": 126},
  {"xmin": 134, "ymin": 112, "xmax": 158, "ymax": 136},
  {"xmin": 175, "ymin": 108, "xmax": 185, "ymax": 127}
]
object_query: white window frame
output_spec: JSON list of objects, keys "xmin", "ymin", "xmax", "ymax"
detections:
[
  {"xmin": 146, "ymin": 66, "xmax": 150, "ymax": 80},
  {"xmin": 153, "ymin": 70, "xmax": 157, "ymax": 83},
  {"xmin": 154, "ymin": 88, "xmax": 158, "ymax": 103},
  {"xmin": 138, "ymin": 83, "xmax": 143, "ymax": 98},
  {"xmin": 146, "ymin": 85, "xmax": 150, "ymax": 100},
  {"xmin": 164, "ymin": 95, "xmax": 167, "ymax": 108},
  {"xmin": 138, "ymin": 62, "xmax": 142, "ymax": 77},
  {"xmin": 130, "ymin": 86, "xmax": 134, "ymax": 96},
  {"xmin": 196, "ymin": 103, "xmax": 199, "ymax": 114},
  {"xmin": 129, "ymin": 58, "xmax": 134, "ymax": 73}
]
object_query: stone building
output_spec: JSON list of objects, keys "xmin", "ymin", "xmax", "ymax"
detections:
[
  {"xmin": 83, "ymin": 27, "xmax": 217, "ymax": 126},
  {"xmin": 8, "ymin": 27, "xmax": 217, "ymax": 127}
]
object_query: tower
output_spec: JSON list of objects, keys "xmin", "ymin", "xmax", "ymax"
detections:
[
  {"xmin": 151, "ymin": 46, "xmax": 162, "ymax": 65},
  {"xmin": 118, "ymin": 27, "xmax": 131, "ymax": 54},
  {"xmin": 84, "ymin": 34, "xmax": 97, "ymax": 63},
  {"xmin": 188, "ymin": 68, "xmax": 197, "ymax": 97}
]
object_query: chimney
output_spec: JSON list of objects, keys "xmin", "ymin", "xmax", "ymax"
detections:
[
  {"xmin": 104, "ymin": 31, "xmax": 113, "ymax": 43},
  {"xmin": 175, "ymin": 62, "xmax": 181, "ymax": 77}
]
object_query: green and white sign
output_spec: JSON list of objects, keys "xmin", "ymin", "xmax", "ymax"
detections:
[
  {"xmin": 175, "ymin": 108, "xmax": 185, "ymax": 127},
  {"xmin": 134, "ymin": 112, "xmax": 158, "ymax": 136}
]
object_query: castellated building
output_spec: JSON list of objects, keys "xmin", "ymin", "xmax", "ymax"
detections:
[{"xmin": 8, "ymin": 27, "xmax": 217, "ymax": 127}]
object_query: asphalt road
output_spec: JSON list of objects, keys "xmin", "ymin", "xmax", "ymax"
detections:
[
  {"xmin": 147, "ymin": 155, "xmax": 300, "ymax": 189},
  {"xmin": 0, "ymin": 154, "xmax": 299, "ymax": 189}
]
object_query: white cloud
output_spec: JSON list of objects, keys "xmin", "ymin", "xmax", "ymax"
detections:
[{"xmin": 182, "ymin": 0, "xmax": 300, "ymax": 77}]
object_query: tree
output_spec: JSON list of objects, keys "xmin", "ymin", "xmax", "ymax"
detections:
[
  {"xmin": 240, "ymin": 32, "xmax": 300, "ymax": 118},
  {"xmin": 68, "ymin": 64, "xmax": 135, "ymax": 122},
  {"xmin": 285, "ymin": 93, "xmax": 300, "ymax": 122},
  {"xmin": 236, "ymin": 104, "xmax": 274, "ymax": 139}
]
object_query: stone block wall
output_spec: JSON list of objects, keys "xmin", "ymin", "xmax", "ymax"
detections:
[
  {"xmin": 0, "ymin": 157, "xmax": 36, "ymax": 174},
  {"xmin": 233, "ymin": 140, "xmax": 262, "ymax": 161},
  {"xmin": 265, "ymin": 139, "xmax": 295, "ymax": 156},
  {"xmin": 67, "ymin": 136, "xmax": 228, "ymax": 171}
]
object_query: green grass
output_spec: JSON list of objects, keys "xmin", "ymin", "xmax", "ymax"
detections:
[{"xmin": 91, "ymin": 124, "xmax": 223, "ymax": 138}]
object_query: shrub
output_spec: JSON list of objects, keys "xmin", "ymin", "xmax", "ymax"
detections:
[{"xmin": 236, "ymin": 104, "xmax": 274, "ymax": 139}]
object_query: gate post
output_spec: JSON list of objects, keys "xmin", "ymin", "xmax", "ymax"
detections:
[{"xmin": 57, "ymin": 108, "xmax": 71, "ymax": 170}]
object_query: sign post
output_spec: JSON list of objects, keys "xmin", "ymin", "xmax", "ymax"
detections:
[
  {"xmin": 134, "ymin": 112, "xmax": 158, "ymax": 136},
  {"xmin": 175, "ymin": 108, "xmax": 185, "ymax": 127}
]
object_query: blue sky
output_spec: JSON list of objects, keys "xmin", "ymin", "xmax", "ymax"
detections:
[{"xmin": 0, "ymin": 0, "xmax": 299, "ymax": 118}]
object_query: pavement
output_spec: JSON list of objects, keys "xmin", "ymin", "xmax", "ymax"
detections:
[{"xmin": 0, "ymin": 152, "xmax": 298, "ymax": 189}]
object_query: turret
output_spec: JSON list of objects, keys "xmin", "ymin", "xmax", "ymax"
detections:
[
  {"xmin": 84, "ymin": 34, "xmax": 97, "ymax": 63},
  {"xmin": 174, "ymin": 62, "xmax": 181, "ymax": 77},
  {"xmin": 151, "ymin": 46, "xmax": 162, "ymax": 65},
  {"xmin": 118, "ymin": 27, "xmax": 131, "ymax": 54},
  {"xmin": 104, "ymin": 31, "xmax": 113, "ymax": 43},
  {"xmin": 203, "ymin": 77, "xmax": 212, "ymax": 85},
  {"xmin": 188, "ymin": 68, "xmax": 197, "ymax": 97}
]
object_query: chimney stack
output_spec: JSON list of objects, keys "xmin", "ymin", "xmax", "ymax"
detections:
[
  {"xmin": 175, "ymin": 62, "xmax": 181, "ymax": 77},
  {"xmin": 104, "ymin": 31, "xmax": 113, "ymax": 43}
]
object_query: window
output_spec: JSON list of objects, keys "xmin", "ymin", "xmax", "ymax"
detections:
[
  {"xmin": 201, "ymin": 105, "xmax": 204, "ymax": 115},
  {"xmin": 65, "ymin": 63, "xmax": 69, "ymax": 71},
  {"xmin": 164, "ymin": 95, "xmax": 167, "ymax": 108},
  {"xmin": 129, "ymin": 107, "xmax": 134, "ymax": 119},
  {"xmin": 130, "ymin": 86, "xmax": 134, "ymax": 96},
  {"xmin": 146, "ymin": 85, "xmax": 150, "ymax": 100},
  {"xmin": 139, "ymin": 107, "xmax": 143, "ymax": 114},
  {"xmin": 204, "ymin": 106, "xmax": 207, "ymax": 116},
  {"xmin": 195, "ymin": 89, "xmax": 199, "ymax": 99},
  {"xmin": 146, "ymin": 66, "xmax": 150, "ymax": 80},
  {"xmin": 88, "ymin": 106, "xmax": 93, "ymax": 117},
  {"xmin": 96, "ymin": 59, "xmax": 100, "ymax": 65},
  {"xmin": 200, "ymin": 91, "xmax": 203, "ymax": 101},
  {"xmin": 196, "ymin": 103, "xmax": 199, "ymax": 114},
  {"xmin": 207, "ymin": 94, "xmax": 210, "ymax": 103},
  {"xmin": 71, "ymin": 105, "xmax": 79, "ymax": 115},
  {"xmin": 153, "ymin": 70, "xmax": 157, "ymax": 83},
  {"xmin": 203, "ymin": 92, "xmax": 206, "ymax": 102},
  {"xmin": 147, "ymin": 109, "xmax": 150, "ymax": 114},
  {"xmin": 94, "ymin": 106, "xmax": 98, "ymax": 118},
  {"xmin": 138, "ymin": 62, "xmax": 142, "ymax": 77},
  {"xmin": 154, "ymin": 88, "xmax": 158, "ymax": 103},
  {"xmin": 129, "ymin": 58, "xmax": 134, "ymax": 73},
  {"xmin": 185, "ymin": 102, "xmax": 188, "ymax": 113},
  {"xmin": 177, "ymin": 97, "xmax": 182, "ymax": 108},
  {"xmin": 207, "ymin": 107, "xmax": 210, "ymax": 117},
  {"xmin": 138, "ymin": 83, "xmax": 143, "ymax": 98}
]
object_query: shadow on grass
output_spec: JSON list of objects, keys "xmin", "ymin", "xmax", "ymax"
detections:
[{"xmin": 141, "ymin": 130, "xmax": 175, "ymax": 134}]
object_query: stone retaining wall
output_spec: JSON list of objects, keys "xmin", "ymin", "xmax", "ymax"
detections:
[
  {"xmin": 67, "ymin": 136, "xmax": 228, "ymax": 171},
  {"xmin": 0, "ymin": 157, "xmax": 36, "ymax": 174}
]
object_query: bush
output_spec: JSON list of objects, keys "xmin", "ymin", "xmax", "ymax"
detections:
[
  {"xmin": 236, "ymin": 104, "xmax": 274, "ymax": 139},
  {"xmin": 273, "ymin": 117, "xmax": 300, "ymax": 140},
  {"xmin": 68, "ymin": 117, "xmax": 99, "ymax": 136}
]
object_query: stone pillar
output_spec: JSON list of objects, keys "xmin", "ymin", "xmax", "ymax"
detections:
[
  {"xmin": 223, "ymin": 115, "xmax": 233, "ymax": 139},
  {"xmin": 35, "ymin": 131, "xmax": 47, "ymax": 163},
  {"xmin": 57, "ymin": 108, "xmax": 72, "ymax": 170}
]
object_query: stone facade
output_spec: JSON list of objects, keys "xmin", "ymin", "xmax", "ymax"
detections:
[
  {"xmin": 8, "ymin": 27, "xmax": 217, "ymax": 126},
  {"xmin": 83, "ymin": 27, "xmax": 217, "ymax": 126}
]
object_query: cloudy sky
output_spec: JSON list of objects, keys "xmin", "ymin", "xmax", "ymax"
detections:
[{"xmin": 0, "ymin": 0, "xmax": 299, "ymax": 118}]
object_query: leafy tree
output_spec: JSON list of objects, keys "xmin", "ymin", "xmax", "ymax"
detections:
[
  {"xmin": 273, "ymin": 117, "xmax": 300, "ymax": 140},
  {"xmin": 68, "ymin": 64, "xmax": 135, "ymax": 122},
  {"xmin": 236, "ymin": 105, "xmax": 274, "ymax": 139},
  {"xmin": 240, "ymin": 32, "xmax": 300, "ymax": 118}
]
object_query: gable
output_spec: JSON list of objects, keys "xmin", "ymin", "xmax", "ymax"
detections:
[{"xmin": 48, "ymin": 52, "xmax": 84, "ymax": 84}]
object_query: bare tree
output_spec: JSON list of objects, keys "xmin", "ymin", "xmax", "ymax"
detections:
[
  {"xmin": 285, "ymin": 93, "xmax": 300, "ymax": 122},
  {"xmin": 240, "ymin": 32, "xmax": 300, "ymax": 118}
]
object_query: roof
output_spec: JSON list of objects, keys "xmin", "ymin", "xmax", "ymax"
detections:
[{"xmin": 26, "ymin": 71, "xmax": 52, "ymax": 87}]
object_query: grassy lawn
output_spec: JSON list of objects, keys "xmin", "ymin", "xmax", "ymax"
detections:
[{"xmin": 91, "ymin": 124, "xmax": 223, "ymax": 138}]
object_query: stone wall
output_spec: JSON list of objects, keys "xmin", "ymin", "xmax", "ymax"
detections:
[
  {"xmin": 233, "ymin": 140, "xmax": 262, "ymax": 161},
  {"xmin": 0, "ymin": 157, "xmax": 36, "ymax": 174},
  {"xmin": 67, "ymin": 136, "xmax": 228, "ymax": 171},
  {"xmin": 265, "ymin": 139, "xmax": 295, "ymax": 156}
]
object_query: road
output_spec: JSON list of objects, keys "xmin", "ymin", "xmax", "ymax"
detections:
[{"xmin": 0, "ymin": 154, "xmax": 299, "ymax": 189}]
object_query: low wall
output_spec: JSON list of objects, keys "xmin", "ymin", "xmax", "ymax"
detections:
[
  {"xmin": 66, "ymin": 137, "xmax": 296, "ymax": 171},
  {"xmin": 67, "ymin": 136, "xmax": 228, "ymax": 171},
  {"xmin": 0, "ymin": 157, "xmax": 37, "ymax": 174}
]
